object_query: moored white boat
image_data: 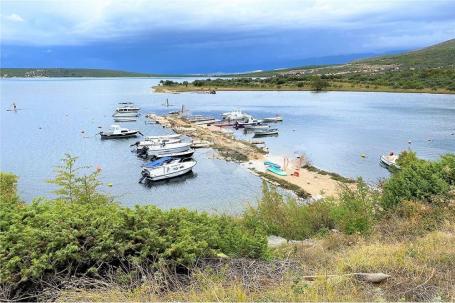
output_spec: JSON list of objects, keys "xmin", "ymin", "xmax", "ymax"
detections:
[
  {"xmin": 253, "ymin": 128, "xmax": 279, "ymax": 137},
  {"xmin": 133, "ymin": 138, "xmax": 182, "ymax": 151},
  {"xmin": 380, "ymin": 152, "xmax": 400, "ymax": 169},
  {"xmin": 113, "ymin": 112, "xmax": 139, "ymax": 117},
  {"xmin": 100, "ymin": 125, "xmax": 141, "ymax": 139},
  {"xmin": 151, "ymin": 149, "xmax": 195, "ymax": 160},
  {"xmin": 144, "ymin": 134, "xmax": 182, "ymax": 141},
  {"xmin": 139, "ymin": 157, "xmax": 197, "ymax": 182},
  {"xmin": 191, "ymin": 140, "xmax": 212, "ymax": 148},
  {"xmin": 116, "ymin": 103, "xmax": 140, "ymax": 112},
  {"xmin": 222, "ymin": 110, "xmax": 253, "ymax": 122},
  {"xmin": 262, "ymin": 115, "xmax": 283, "ymax": 122},
  {"xmin": 244, "ymin": 124, "xmax": 270, "ymax": 130},
  {"xmin": 114, "ymin": 117, "xmax": 137, "ymax": 122},
  {"xmin": 139, "ymin": 142, "xmax": 191, "ymax": 159}
]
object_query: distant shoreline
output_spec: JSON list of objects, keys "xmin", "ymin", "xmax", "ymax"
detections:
[{"xmin": 153, "ymin": 84, "xmax": 455, "ymax": 95}]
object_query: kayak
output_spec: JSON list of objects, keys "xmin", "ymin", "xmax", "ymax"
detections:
[
  {"xmin": 266, "ymin": 165, "xmax": 287, "ymax": 176},
  {"xmin": 264, "ymin": 161, "xmax": 281, "ymax": 169}
]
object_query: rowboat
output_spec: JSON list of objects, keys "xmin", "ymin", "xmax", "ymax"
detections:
[
  {"xmin": 253, "ymin": 129, "xmax": 279, "ymax": 137},
  {"xmin": 263, "ymin": 116, "xmax": 283, "ymax": 122},
  {"xmin": 267, "ymin": 166, "xmax": 286, "ymax": 176}
]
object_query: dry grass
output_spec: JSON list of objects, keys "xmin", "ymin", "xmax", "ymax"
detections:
[{"xmin": 58, "ymin": 224, "xmax": 455, "ymax": 302}]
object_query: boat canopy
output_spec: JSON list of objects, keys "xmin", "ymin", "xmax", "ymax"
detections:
[{"xmin": 144, "ymin": 157, "xmax": 174, "ymax": 168}]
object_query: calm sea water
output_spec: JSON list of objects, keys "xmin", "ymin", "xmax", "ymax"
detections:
[{"xmin": 1, "ymin": 78, "xmax": 454, "ymax": 211}]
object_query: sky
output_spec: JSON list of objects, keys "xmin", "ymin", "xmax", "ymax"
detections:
[{"xmin": 1, "ymin": 0, "xmax": 454, "ymax": 74}]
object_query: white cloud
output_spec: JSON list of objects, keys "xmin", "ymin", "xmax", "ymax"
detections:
[
  {"xmin": 0, "ymin": 0, "xmax": 454, "ymax": 46},
  {"xmin": 5, "ymin": 13, "xmax": 24, "ymax": 22}
]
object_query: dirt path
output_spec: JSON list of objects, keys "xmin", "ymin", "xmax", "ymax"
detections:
[{"xmin": 147, "ymin": 113, "xmax": 350, "ymax": 198}]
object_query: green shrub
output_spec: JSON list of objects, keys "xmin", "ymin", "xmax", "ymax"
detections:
[
  {"xmin": 382, "ymin": 158, "xmax": 450, "ymax": 208},
  {"xmin": 244, "ymin": 181, "xmax": 376, "ymax": 240},
  {"xmin": 438, "ymin": 154, "xmax": 455, "ymax": 185},
  {"xmin": 330, "ymin": 180, "xmax": 377, "ymax": 235},
  {"xmin": 396, "ymin": 150, "xmax": 419, "ymax": 168},
  {"xmin": 0, "ymin": 157, "xmax": 267, "ymax": 300}
]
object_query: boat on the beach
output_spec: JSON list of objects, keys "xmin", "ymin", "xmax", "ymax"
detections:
[
  {"xmin": 263, "ymin": 115, "xmax": 283, "ymax": 123},
  {"xmin": 380, "ymin": 152, "xmax": 400, "ymax": 169},
  {"xmin": 191, "ymin": 140, "xmax": 212, "ymax": 148},
  {"xmin": 139, "ymin": 157, "xmax": 197, "ymax": 182},
  {"xmin": 253, "ymin": 128, "xmax": 279, "ymax": 137},
  {"xmin": 100, "ymin": 125, "xmax": 141, "ymax": 139},
  {"xmin": 186, "ymin": 115, "xmax": 218, "ymax": 125},
  {"xmin": 138, "ymin": 142, "xmax": 192, "ymax": 159},
  {"xmin": 264, "ymin": 161, "xmax": 287, "ymax": 176}
]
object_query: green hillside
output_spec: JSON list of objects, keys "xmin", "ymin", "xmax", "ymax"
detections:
[
  {"xmin": 359, "ymin": 38, "xmax": 455, "ymax": 68},
  {"xmin": 0, "ymin": 68, "xmax": 157, "ymax": 78}
]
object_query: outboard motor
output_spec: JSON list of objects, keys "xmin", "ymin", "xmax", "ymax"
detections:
[
  {"xmin": 139, "ymin": 169, "xmax": 149, "ymax": 183},
  {"xmin": 138, "ymin": 146, "xmax": 149, "ymax": 159}
]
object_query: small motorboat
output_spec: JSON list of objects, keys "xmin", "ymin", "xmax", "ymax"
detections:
[
  {"xmin": 139, "ymin": 157, "xmax": 197, "ymax": 182},
  {"xmin": 133, "ymin": 138, "xmax": 182, "ymax": 152},
  {"xmin": 100, "ymin": 125, "xmax": 141, "ymax": 139},
  {"xmin": 253, "ymin": 128, "xmax": 279, "ymax": 137},
  {"xmin": 114, "ymin": 117, "xmax": 137, "ymax": 122},
  {"xmin": 264, "ymin": 162, "xmax": 287, "ymax": 176},
  {"xmin": 222, "ymin": 110, "xmax": 253, "ymax": 122},
  {"xmin": 151, "ymin": 149, "xmax": 195, "ymax": 160},
  {"xmin": 138, "ymin": 142, "xmax": 192, "ymax": 159},
  {"xmin": 191, "ymin": 140, "xmax": 212, "ymax": 148},
  {"xmin": 116, "ymin": 102, "xmax": 140, "ymax": 112},
  {"xmin": 263, "ymin": 115, "xmax": 283, "ymax": 123},
  {"xmin": 144, "ymin": 134, "xmax": 181, "ymax": 141},
  {"xmin": 244, "ymin": 124, "xmax": 270, "ymax": 130},
  {"xmin": 380, "ymin": 152, "xmax": 400, "ymax": 169},
  {"xmin": 113, "ymin": 112, "xmax": 139, "ymax": 117}
]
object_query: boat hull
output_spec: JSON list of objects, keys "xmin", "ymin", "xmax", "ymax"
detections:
[
  {"xmin": 266, "ymin": 166, "xmax": 287, "ymax": 176},
  {"xmin": 113, "ymin": 112, "xmax": 139, "ymax": 117},
  {"xmin": 253, "ymin": 131, "xmax": 278, "ymax": 137},
  {"xmin": 142, "ymin": 160, "xmax": 197, "ymax": 181},
  {"xmin": 152, "ymin": 149, "xmax": 195, "ymax": 159},
  {"xmin": 100, "ymin": 131, "xmax": 139, "ymax": 139}
]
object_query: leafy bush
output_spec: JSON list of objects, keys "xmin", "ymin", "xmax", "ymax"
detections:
[
  {"xmin": 330, "ymin": 180, "xmax": 377, "ymax": 235},
  {"xmin": 0, "ymin": 157, "xmax": 267, "ymax": 300},
  {"xmin": 244, "ymin": 181, "xmax": 376, "ymax": 240},
  {"xmin": 382, "ymin": 155, "xmax": 452, "ymax": 208}
]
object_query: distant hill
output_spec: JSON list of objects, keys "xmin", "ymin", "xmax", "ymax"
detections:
[
  {"xmin": 0, "ymin": 68, "xmax": 158, "ymax": 78},
  {"xmin": 358, "ymin": 39, "xmax": 455, "ymax": 68},
  {"xmin": 240, "ymin": 39, "xmax": 455, "ymax": 77}
]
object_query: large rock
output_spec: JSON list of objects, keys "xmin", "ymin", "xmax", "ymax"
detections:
[
  {"xmin": 354, "ymin": 272, "xmax": 391, "ymax": 283},
  {"xmin": 267, "ymin": 235, "xmax": 287, "ymax": 247}
]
